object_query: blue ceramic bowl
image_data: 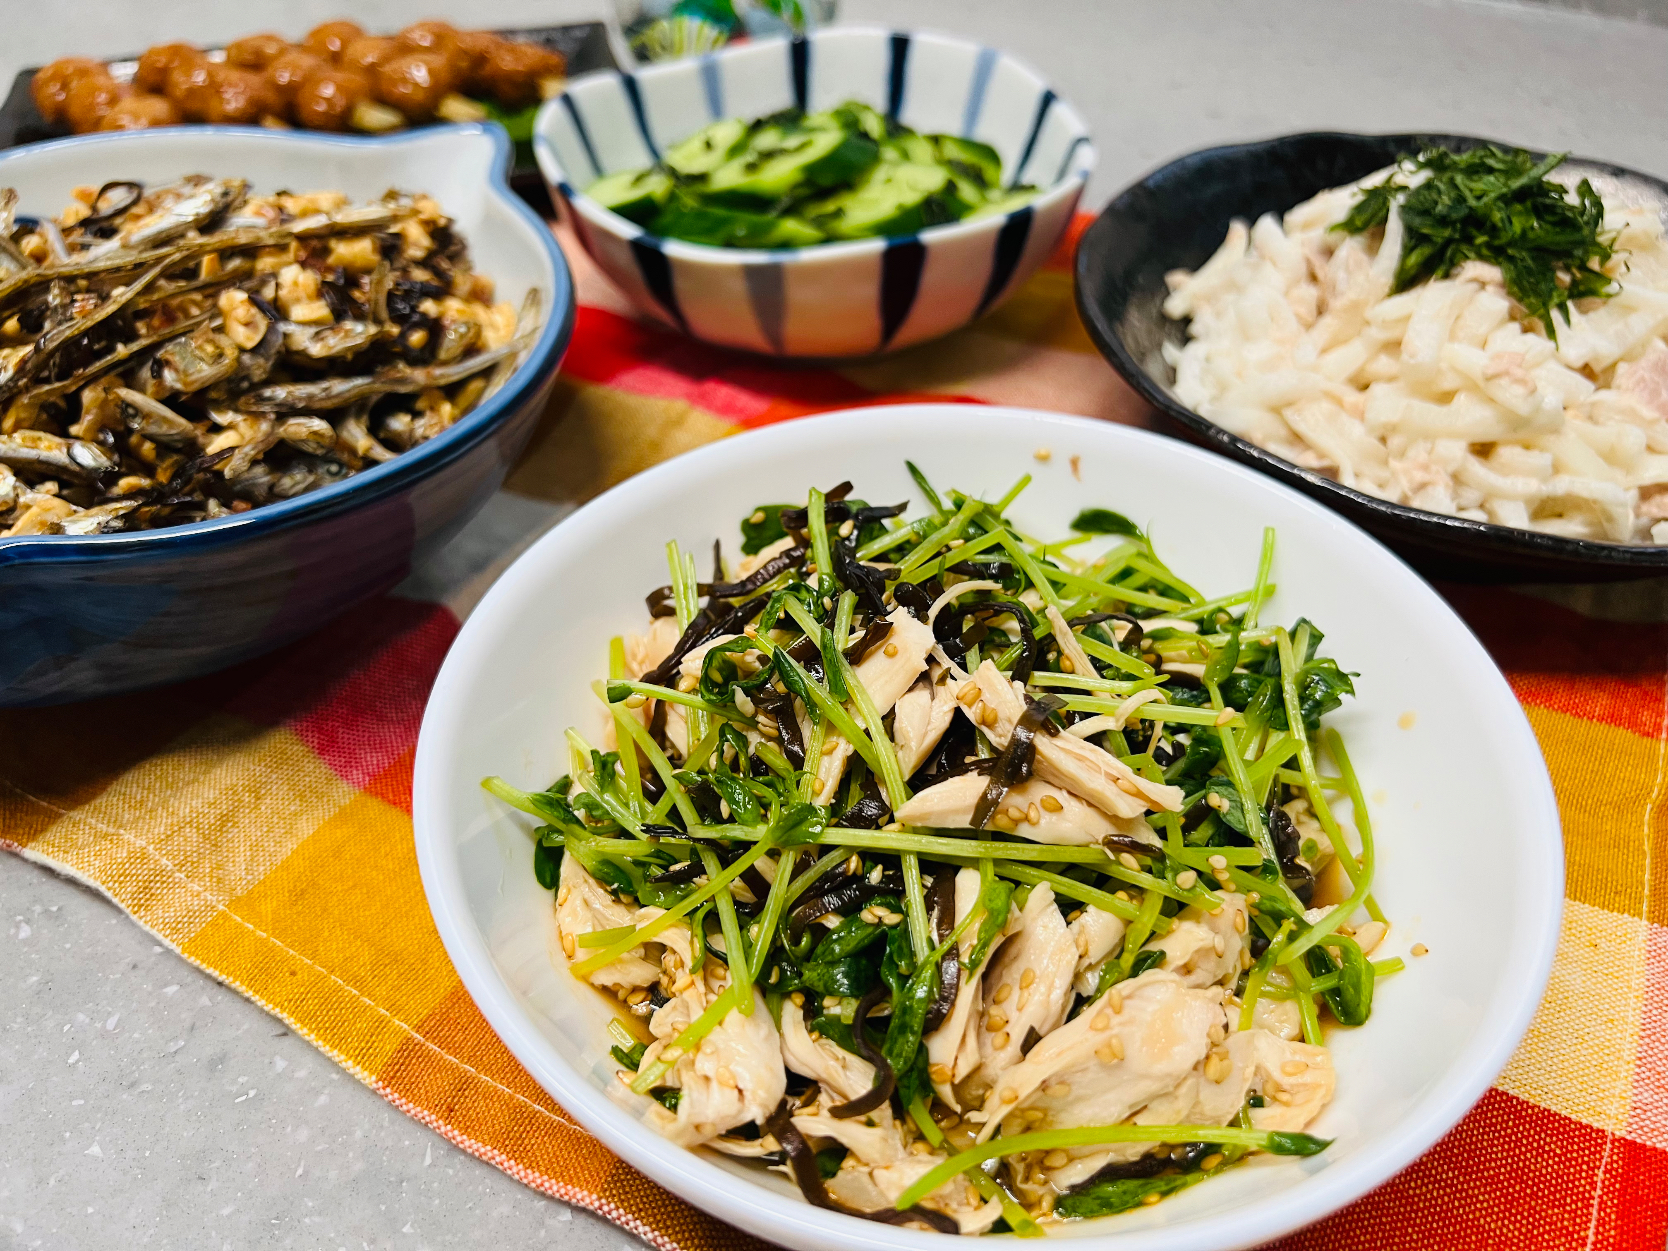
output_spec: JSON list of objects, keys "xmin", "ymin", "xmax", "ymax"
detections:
[{"xmin": 0, "ymin": 124, "xmax": 575, "ymax": 706}]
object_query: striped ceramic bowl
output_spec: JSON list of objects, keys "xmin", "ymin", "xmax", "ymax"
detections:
[{"xmin": 533, "ymin": 27, "xmax": 1094, "ymax": 357}]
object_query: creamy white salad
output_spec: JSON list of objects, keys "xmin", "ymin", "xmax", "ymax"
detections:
[{"xmin": 1164, "ymin": 146, "xmax": 1668, "ymax": 544}]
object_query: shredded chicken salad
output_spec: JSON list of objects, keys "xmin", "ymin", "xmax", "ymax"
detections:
[
  {"xmin": 484, "ymin": 468, "xmax": 1400, "ymax": 1232},
  {"xmin": 1163, "ymin": 145, "xmax": 1668, "ymax": 544}
]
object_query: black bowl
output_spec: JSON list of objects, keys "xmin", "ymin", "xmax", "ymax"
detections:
[{"xmin": 1075, "ymin": 130, "xmax": 1668, "ymax": 582}]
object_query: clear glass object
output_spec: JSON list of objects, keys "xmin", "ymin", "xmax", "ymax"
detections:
[{"xmin": 612, "ymin": 0, "xmax": 838, "ymax": 64}]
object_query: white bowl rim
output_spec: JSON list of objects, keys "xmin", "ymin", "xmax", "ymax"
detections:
[
  {"xmin": 533, "ymin": 26, "xmax": 1098, "ymax": 266},
  {"xmin": 0, "ymin": 122, "xmax": 575, "ymax": 554},
  {"xmin": 413, "ymin": 404, "xmax": 1563, "ymax": 1250}
]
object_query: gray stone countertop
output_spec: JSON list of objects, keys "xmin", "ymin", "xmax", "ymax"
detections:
[{"xmin": 3, "ymin": 1, "xmax": 1667, "ymax": 1248}]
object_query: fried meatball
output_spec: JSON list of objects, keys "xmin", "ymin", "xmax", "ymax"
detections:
[
  {"xmin": 293, "ymin": 67, "xmax": 370, "ymax": 131},
  {"xmin": 339, "ymin": 36, "xmax": 400, "ymax": 78},
  {"xmin": 449, "ymin": 31, "xmax": 506, "ymax": 94},
  {"xmin": 397, "ymin": 20, "xmax": 460, "ymax": 57},
  {"xmin": 302, "ymin": 20, "xmax": 365, "ymax": 62},
  {"xmin": 208, "ymin": 65, "xmax": 283, "ymax": 125},
  {"xmin": 32, "ymin": 57, "xmax": 106, "ymax": 125},
  {"xmin": 64, "ymin": 73, "xmax": 132, "ymax": 134},
  {"xmin": 164, "ymin": 57, "xmax": 219, "ymax": 122},
  {"xmin": 475, "ymin": 39, "xmax": 564, "ymax": 110},
  {"xmin": 135, "ymin": 43, "xmax": 201, "ymax": 94},
  {"xmin": 225, "ymin": 33, "xmax": 290, "ymax": 71},
  {"xmin": 98, "ymin": 93, "xmax": 181, "ymax": 130},
  {"xmin": 265, "ymin": 47, "xmax": 326, "ymax": 113},
  {"xmin": 375, "ymin": 51, "xmax": 453, "ymax": 121}
]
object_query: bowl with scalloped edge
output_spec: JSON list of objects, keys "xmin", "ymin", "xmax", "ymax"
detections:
[
  {"xmin": 0, "ymin": 122, "xmax": 574, "ymax": 707},
  {"xmin": 533, "ymin": 27, "xmax": 1094, "ymax": 358},
  {"xmin": 413, "ymin": 403, "xmax": 1561, "ymax": 1250}
]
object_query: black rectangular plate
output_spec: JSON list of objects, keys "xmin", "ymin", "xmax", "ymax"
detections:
[{"xmin": 0, "ymin": 21, "xmax": 618, "ymax": 216}]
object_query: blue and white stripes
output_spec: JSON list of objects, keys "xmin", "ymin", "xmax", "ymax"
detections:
[{"xmin": 534, "ymin": 27, "xmax": 1095, "ymax": 357}]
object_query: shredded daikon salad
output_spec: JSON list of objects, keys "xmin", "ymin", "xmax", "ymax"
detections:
[
  {"xmin": 484, "ymin": 468, "xmax": 1401, "ymax": 1232},
  {"xmin": 1163, "ymin": 145, "xmax": 1668, "ymax": 544}
]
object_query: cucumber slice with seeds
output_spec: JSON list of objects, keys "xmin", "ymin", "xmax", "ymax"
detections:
[
  {"xmin": 586, "ymin": 168, "xmax": 673, "ymax": 226},
  {"xmin": 932, "ymin": 135, "xmax": 1002, "ymax": 189},
  {"xmin": 806, "ymin": 161, "xmax": 973, "ymax": 240},
  {"xmin": 665, "ymin": 118, "xmax": 749, "ymax": 178},
  {"xmin": 706, "ymin": 117, "xmax": 879, "ymax": 204},
  {"xmin": 968, "ymin": 186, "xmax": 1042, "ymax": 220},
  {"xmin": 832, "ymin": 100, "xmax": 888, "ymax": 143},
  {"xmin": 880, "ymin": 132, "xmax": 937, "ymax": 166},
  {"xmin": 650, "ymin": 201, "xmax": 825, "ymax": 248}
]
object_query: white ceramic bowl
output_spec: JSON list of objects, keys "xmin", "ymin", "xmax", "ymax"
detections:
[
  {"xmin": 413, "ymin": 405, "xmax": 1561, "ymax": 1250},
  {"xmin": 533, "ymin": 28, "xmax": 1094, "ymax": 357}
]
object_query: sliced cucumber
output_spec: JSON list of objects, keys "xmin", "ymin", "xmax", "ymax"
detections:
[
  {"xmin": 586, "ymin": 168, "xmax": 673, "ymax": 226},
  {"xmin": 665, "ymin": 118, "xmax": 749, "ymax": 178},
  {"xmin": 705, "ymin": 117, "xmax": 878, "ymax": 204},
  {"xmin": 880, "ymin": 132, "xmax": 936, "ymax": 166},
  {"xmin": 650, "ymin": 201, "xmax": 825, "ymax": 248},
  {"xmin": 932, "ymin": 135, "xmax": 1002, "ymax": 190},
  {"xmin": 967, "ymin": 186, "xmax": 1041, "ymax": 220},
  {"xmin": 830, "ymin": 100, "xmax": 887, "ymax": 143},
  {"xmin": 806, "ymin": 161, "xmax": 973, "ymax": 240},
  {"xmin": 588, "ymin": 99, "xmax": 1017, "ymax": 248}
]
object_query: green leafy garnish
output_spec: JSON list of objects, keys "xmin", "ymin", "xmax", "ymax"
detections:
[
  {"xmin": 1070, "ymin": 507, "xmax": 1143, "ymax": 538},
  {"xmin": 1055, "ymin": 1169, "xmax": 1209, "ymax": 1219},
  {"xmin": 610, "ymin": 1040, "xmax": 648, "ymax": 1071},
  {"xmin": 1335, "ymin": 145, "xmax": 1619, "ymax": 338},
  {"xmin": 740, "ymin": 504, "xmax": 793, "ymax": 555}
]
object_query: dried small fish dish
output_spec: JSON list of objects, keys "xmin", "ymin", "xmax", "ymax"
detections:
[{"xmin": 0, "ymin": 176, "xmax": 539, "ymax": 536}]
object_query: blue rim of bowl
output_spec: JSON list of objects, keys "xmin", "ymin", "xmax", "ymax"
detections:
[
  {"xmin": 1074, "ymin": 130, "xmax": 1668, "ymax": 572},
  {"xmin": 532, "ymin": 27, "xmax": 1097, "ymax": 265},
  {"xmin": 0, "ymin": 122, "xmax": 576, "ymax": 565}
]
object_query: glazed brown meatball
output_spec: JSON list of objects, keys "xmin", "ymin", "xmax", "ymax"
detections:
[
  {"xmin": 339, "ymin": 36, "xmax": 400, "ymax": 78},
  {"xmin": 302, "ymin": 20, "xmax": 365, "ymax": 62},
  {"xmin": 397, "ymin": 20, "xmax": 460, "ymax": 57},
  {"xmin": 264, "ymin": 47, "xmax": 326, "ymax": 113},
  {"xmin": 135, "ymin": 43, "xmax": 201, "ymax": 94},
  {"xmin": 293, "ymin": 67, "xmax": 370, "ymax": 131},
  {"xmin": 165, "ymin": 57, "xmax": 219, "ymax": 122},
  {"xmin": 449, "ymin": 31, "xmax": 506, "ymax": 94},
  {"xmin": 98, "ymin": 93, "xmax": 181, "ymax": 130},
  {"xmin": 225, "ymin": 33, "xmax": 290, "ymax": 71},
  {"xmin": 475, "ymin": 39, "xmax": 564, "ymax": 110},
  {"xmin": 65, "ymin": 73, "xmax": 131, "ymax": 134},
  {"xmin": 208, "ymin": 65, "xmax": 283, "ymax": 124},
  {"xmin": 375, "ymin": 51, "xmax": 452, "ymax": 121},
  {"xmin": 32, "ymin": 57, "xmax": 107, "ymax": 125}
]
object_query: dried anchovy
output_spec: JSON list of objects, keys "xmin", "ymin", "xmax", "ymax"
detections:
[{"xmin": 0, "ymin": 176, "xmax": 539, "ymax": 538}]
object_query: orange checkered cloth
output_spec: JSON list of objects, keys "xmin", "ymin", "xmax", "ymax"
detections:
[{"xmin": 4, "ymin": 215, "xmax": 1666, "ymax": 1250}]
